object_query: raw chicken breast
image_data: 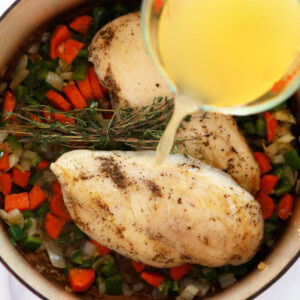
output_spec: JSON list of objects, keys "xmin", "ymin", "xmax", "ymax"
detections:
[
  {"xmin": 89, "ymin": 12, "xmax": 260, "ymax": 194},
  {"xmin": 51, "ymin": 150, "xmax": 263, "ymax": 268}
]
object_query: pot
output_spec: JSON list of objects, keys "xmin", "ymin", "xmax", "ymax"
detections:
[{"xmin": 0, "ymin": 1, "xmax": 299, "ymax": 299}]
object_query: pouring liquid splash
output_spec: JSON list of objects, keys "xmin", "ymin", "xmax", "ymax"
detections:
[{"xmin": 153, "ymin": 0, "xmax": 300, "ymax": 166}]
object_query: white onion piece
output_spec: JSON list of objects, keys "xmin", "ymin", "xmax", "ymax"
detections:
[
  {"xmin": 43, "ymin": 233, "xmax": 66, "ymax": 268},
  {"xmin": 13, "ymin": 54, "xmax": 28, "ymax": 75},
  {"xmin": 196, "ymin": 279, "xmax": 211, "ymax": 297},
  {"xmin": 8, "ymin": 153, "xmax": 20, "ymax": 170},
  {"xmin": 13, "ymin": 147, "xmax": 23, "ymax": 157},
  {"xmin": 177, "ymin": 284, "xmax": 200, "ymax": 300},
  {"xmin": 0, "ymin": 210, "xmax": 9, "ymax": 223},
  {"xmin": 132, "ymin": 282, "xmax": 145, "ymax": 293},
  {"xmin": 27, "ymin": 218, "xmax": 38, "ymax": 236},
  {"xmin": 10, "ymin": 69, "xmax": 30, "ymax": 89},
  {"xmin": 20, "ymin": 159, "xmax": 31, "ymax": 171},
  {"xmin": 275, "ymin": 132, "xmax": 295, "ymax": 144},
  {"xmin": 46, "ymin": 71, "xmax": 63, "ymax": 91},
  {"xmin": 7, "ymin": 209, "xmax": 24, "ymax": 229},
  {"xmin": 22, "ymin": 150, "xmax": 37, "ymax": 160},
  {"xmin": 61, "ymin": 72, "xmax": 74, "ymax": 80},
  {"xmin": 122, "ymin": 283, "xmax": 134, "ymax": 297},
  {"xmin": 0, "ymin": 130, "xmax": 9, "ymax": 143},
  {"xmin": 273, "ymin": 110, "xmax": 296, "ymax": 124},
  {"xmin": 82, "ymin": 240, "xmax": 99, "ymax": 257},
  {"xmin": 28, "ymin": 42, "xmax": 41, "ymax": 54},
  {"xmin": 0, "ymin": 82, "xmax": 7, "ymax": 93},
  {"xmin": 41, "ymin": 32, "xmax": 50, "ymax": 42},
  {"xmin": 98, "ymin": 282, "xmax": 106, "ymax": 295},
  {"xmin": 218, "ymin": 273, "xmax": 237, "ymax": 289},
  {"xmin": 59, "ymin": 59, "xmax": 72, "ymax": 73},
  {"xmin": 271, "ymin": 154, "xmax": 285, "ymax": 165},
  {"xmin": 263, "ymin": 142, "xmax": 293, "ymax": 158}
]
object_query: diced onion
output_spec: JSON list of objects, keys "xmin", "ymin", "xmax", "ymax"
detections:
[
  {"xmin": 0, "ymin": 130, "xmax": 9, "ymax": 143},
  {"xmin": 218, "ymin": 273, "xmax": 237, "ymax": 289},
  {"xmin": 196, "ymin": 279, "xmax": 211, "ymax": 297},
  {"xmin": 28, "ymin": 42, "xmax": 41, "ymax": 54},
  {"xmin": 13, "ymin": 54, "xmax": 28, "ymax": 76},
  {"xmin": 82, "ymin": 240, "xmax": 99, "ymax": 257},
  {"xmin": 59, "ymin": 59, "xmax": 72, "ymax": 72},
  {"xmin": 123, "ymin": 283, "xmax": 134, "ymax": 297},
  {"xmin": 98, "ymin": 282, "xmax": 106, "ymax": 295},
  {"xmin": 61, "ymin": 72, "xmax": 74, "ymax": 80},
  {"xmin": 132, "ymin": 282, "xmax": 145, "ymax": 293},
  {"xmin": 41, "ymin": 32, "xmax": 50, "ymax": 42},
  {"xmin": 275, "ymin": 124, "xmax": 292, "ymax": 138},
  {"xmin": 43, "ymin": 233, "xmax": 66, "ymax": 268},
  {"xmin": 46, "ymin": 71, "xmax": 63, "ymax": 91},
  {"xmin": 27, "ymin": 218, "xmax": 38, "ymax": 236},
  {"xmin": 177, "ymin": 284, "xmax": 201, "ymax": 300},
  {"xmin": 0, "ymin": 209, "xmax": 24, "ymax": 228},
  {"xmin": 271, "ymin": 154, "xmax": 285, "ymax": 165},
  {"xmin": 275, "ymin": 132, "xmax": 295, "ymax": 144},
  {"xmin": 13, "ymin": 147, "xmax": 23, "ymax": 158},
  {"xmin": 0, "ymin": 81, "xmax": 7, "ymax": 93},
  {"xmin": 10, "ymin": 69, "xmax": 30, "ymax": 89},
  {"xmin": 8, "ymin": 153, "xmax": 20, "ymax": 170},
  {"xmin": 92, "ymin": 256, "xmax": 111, "ymax": 270},
  {"xmin": 22, "ymin": 150, "xmax": 37, "ymax": 160},
  {"xmin": 20, "ymin": 159, "xmax": 31, "ymax": 171},
  {"xmin": 263, "ymin": 142, "xmax": 293, "ymax": 158},
  {"xmin": 273, "ymin": 110, "xmax": 296, "ymax": 124}
]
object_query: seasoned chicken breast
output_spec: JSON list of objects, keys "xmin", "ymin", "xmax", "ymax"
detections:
[
  {"xmin": 89, "ymin": 12, "xmax": 260, "ymax": 194},
  {"xmin": 51, "ymin": 150, "xmax": 263, "ymax": 268}
]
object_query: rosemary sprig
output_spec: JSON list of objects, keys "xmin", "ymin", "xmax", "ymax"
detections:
[{"xmin": 1, "ymin": 97, "xmax": 204, "ymax": 151}]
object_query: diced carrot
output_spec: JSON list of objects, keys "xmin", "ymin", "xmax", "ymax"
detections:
[
  {"xmin": 69, "ymin": 15, "xmax": 93, "ymax": 35},
  {"xmin": 256, "ymin": 191, "xmax": 274, "ymax": 220},
  {"xmin": 260, "ymin": 174, "xmax": 279, "ymax": 195},
  {"xmin": 2, "ymin": 91, "xmax": 16, "ymax": 121},
  {"xmin": 76, "ymin": 72, "xmax": 94, "ymax": 101},
  {"xmin": 276, "ymin": 193, "xmax": 294, "ymax": 220},
  {"xmin": 50, "ymin": 25, "xmax": 70, "ymax": 59},
  {"xmin": 46, "ymin": 90, "xmax": 72, "ymax": 111},
  {"xmin": 45, "ymin": 212, "xmax": 66, "ymax": 239},
  {"xmin": 29, "ymin": 184, "xmax": 47, "ymax": 209},
  {"xmin": 37, "ymin": 159, "xmax": 49, "ymax": 170},
  {"xmin": 68, "ymin": 268, "xmax": 95, "ymax": 292},
  {"xmin": 90, "ymin": 239, "xmax": 111, "ymax": 255},
  {"xmin": 49, "ymin": 193, "xmax": 71, "ymax": 221},
  {"xmin": 254, "ymin": 152, "xmax": 272, "ymax": 175},
  {"xmin": 131, "ymin": 260, "xmax": 146, "ymax": 273},
  {"xmin": 0, "ymin": 143, "xmax": 10, "ymax": 171},
  {"xmin": 88, "ymin": 66, "xmax": 104, "ymax": 99},
  {"xmin": 57, "ymin": 39, "xmax": 84, "ymax": 64},
  {"xmin": 63, "ymin": 84, "xmax": 87, "ymax": 109},
  {"xmin": 51, "ymin": 180, "xmax": 62, "ymax": 196},
  {"xmin": 140, "ymin": 272, "xmax": 165, "ymax": 288},
  {"xmin": 264, "ymin": 111, "xmax": 278, "ymax": 142},
  {"xmin": 0, "ymin": 173, "xmax": 12, "ymax": 196},
  {"xmin": 12, "ymin": 168, "xmax": 31, "ymax": 189},
  {"xmin": 169, "ymin": 264, "xmax": 193, "ymax": 281},
  {"xmin": 30, "ymin": 113, "xmax": 42, "ymax": 123},
  {"xmin": 5, "ymin": 192, "xmax": 30, "ymax": 212},
  {"xmin": 51, "ymin": 113, "xmax": 75, "ymax": 125}
]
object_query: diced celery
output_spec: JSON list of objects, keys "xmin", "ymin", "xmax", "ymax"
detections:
[{"xmin": 23, "ymin": 236, "xmax": 42, "ymax": 251}]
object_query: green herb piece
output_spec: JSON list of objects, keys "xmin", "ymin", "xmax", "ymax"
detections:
[
  {"xmin": 242, "ymin": 122, "xmax": 256, "ymax": 135},
  {"xmin": 201, "ymin": 267, "xmax": 217, "ymax": 281},
  {"xmin": 23, "ymin": 218, "xmax": 32, "ymax": 231},
  {"xmin": 31, "ymin": 154, "xmax": 42, "ymax": 167},
  {"xmin": 36, "ymin": 202, "xmax": 50, "ymax": 219},
  {"xmin": 29, "ymin": 171, "xmax": 39, "ymax": 185},
  {"xmin": 82, "ymin": 257, "xmax": 97, "ymax": 268},
  {"xmin": 272, "ymin": 102, "xmax": 287, "ymax": 112},
  {"xmin": 8, "ymin": 225, "xmax": 25, "ymax": 243},
  {"xmin": 274, "ymin": 178, "xmax": 292, "ymax": 197},
  {"xmin": 34, "ymin": 85, "xmax": 49, "ymax": 102},
  {"xmin": 6, "ymin": 135, "xmax": 21, "ymax": 149},
  {"xmin": 37, "ymin": 68, "xmax": 49, "ymax": 81},
  {"xmin": 22, "ymin": 210, "xmax": 36, "ymax": 219},
  {"xmin": 23, "ymin": 236, "xmax": 42, "ymax": 251},
  {"xmin": 58, "ymin": 235, "xmax": 73, "ymax": 246},
  {"xmin": 170, "ymin": 280, "xmax": 180, "ymax": 292},
  {"xmin": 99, "ymin": 257, "xmax": 118, "ymax": 277},
  {"xmin": 64, "ymin": 264, "xmax": 73, "ymax": 277},
  {"xmin": 72, "ymin": 63, "xmax": 87, "ymax": 81},
  {"xmin": 71, "ymin": 251, "xmax": 83, "ymax": 265},
  {"xmin": 283, "ymin": 149, "xmax": 300, "ymax": 170},
  {"xmin": 15, "ymin": 85, "xmax": 29, "ymax": 101},
  {"xmin": 105, "ymin": 274, "xmax": 122, "ymax": 295},
  {"xmin": 77, "ymin": 48, "xmax": 89, "ymax": 58},
  {"xmin": 72, "ymin": 224, "xmax": 85, "ymax": 239},
  {"xmin": 159, "ymin": 279, "xmax": 172, "ymax": 296},
  {"xmin": 256, "ymin": 118, "xmax": 266, "ymax": 137}
]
